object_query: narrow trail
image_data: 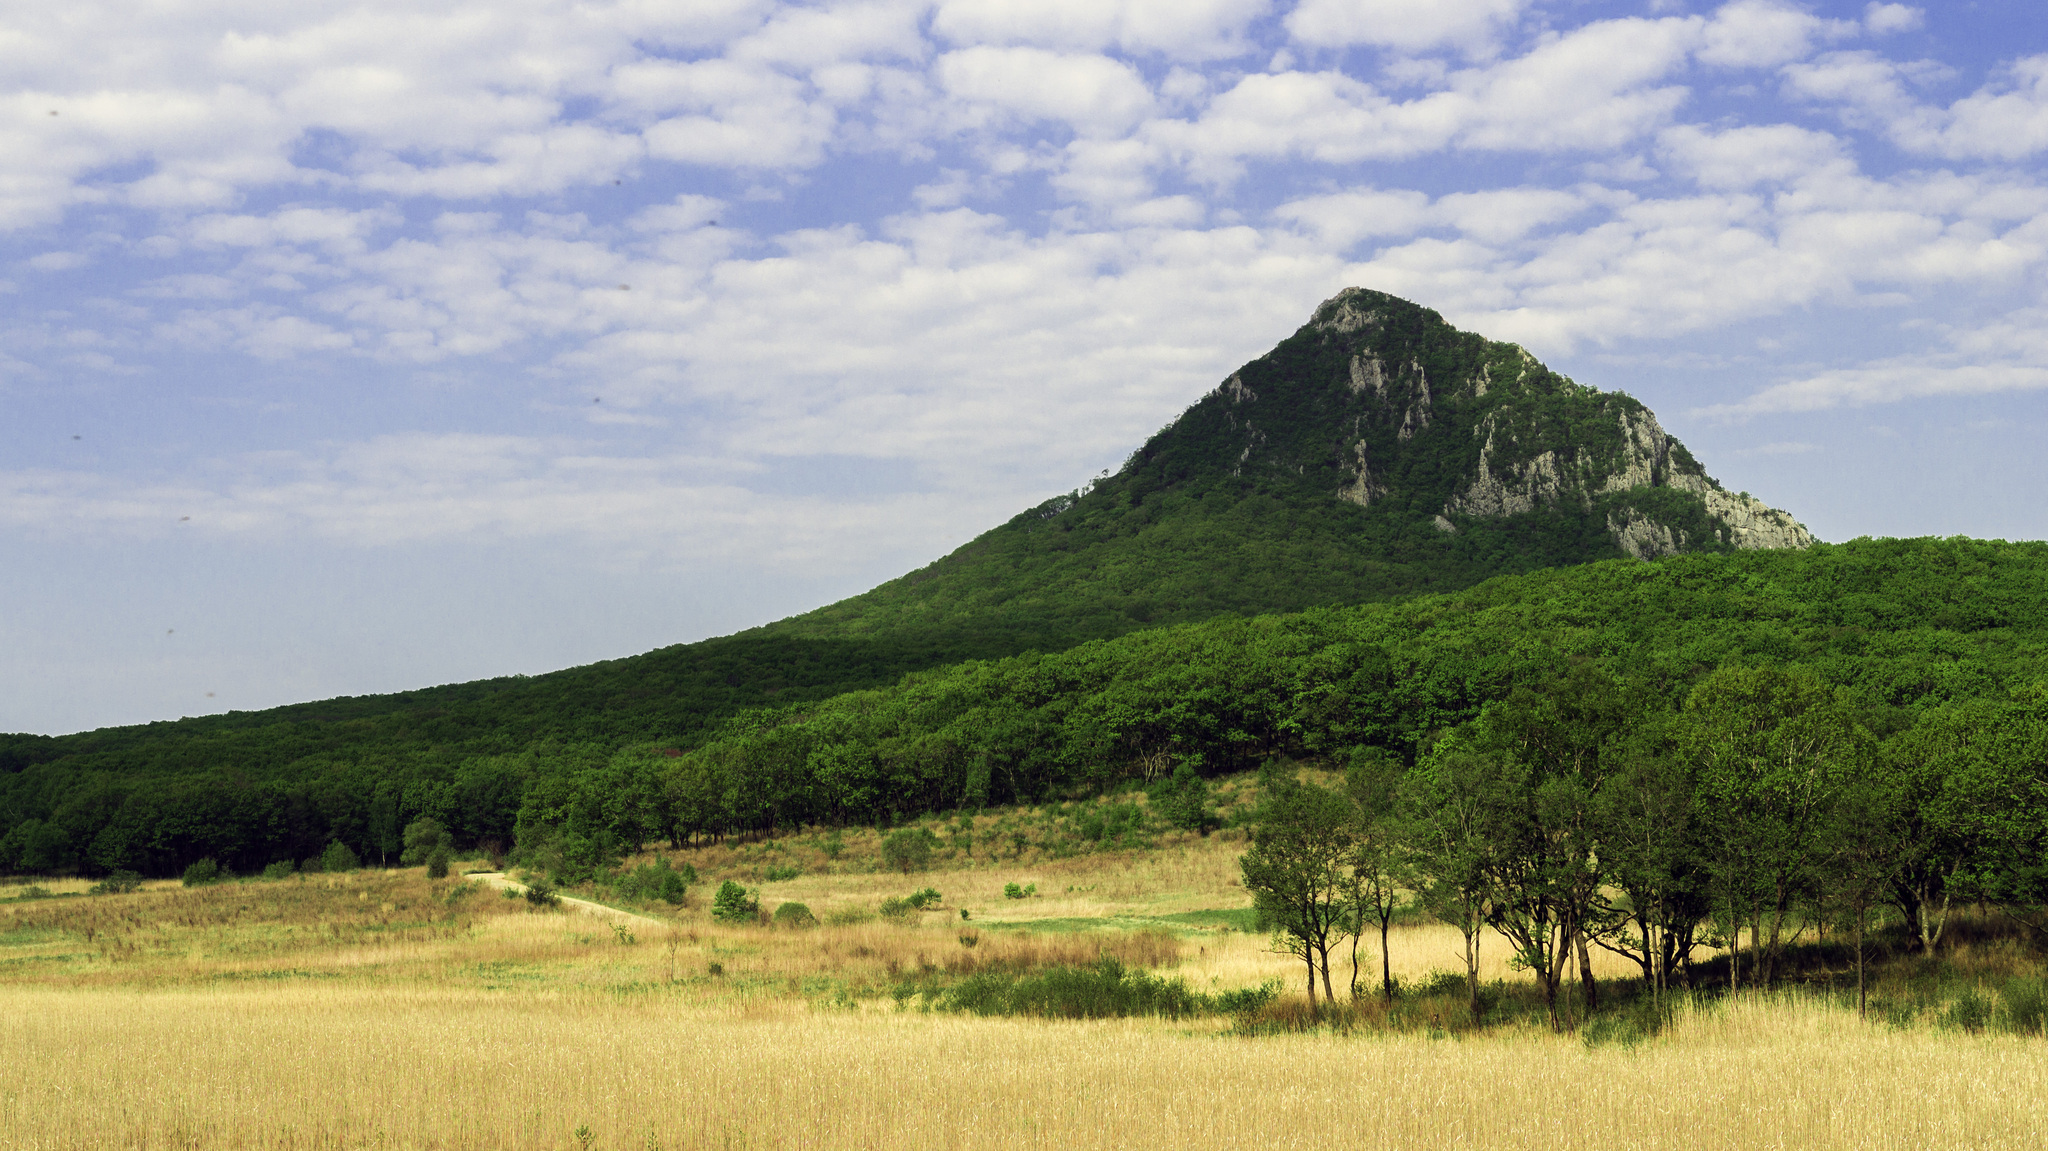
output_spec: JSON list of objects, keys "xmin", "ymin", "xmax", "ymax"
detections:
[{"xmin": 468, "ymin": 872, "xmax": 668, "ymax": 930}]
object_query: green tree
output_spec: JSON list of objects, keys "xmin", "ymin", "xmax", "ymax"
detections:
[
  {"xmin": 1405, "ymin": 749, "xmax": 1496, "ymax": 1022},
  {"xmin": 711, "ymin": 880, "xmax": 759, "ymax": 924},
  {"xmin": 1151, "ymin": 760, "xmax": 1214, "ymax": 833},
  {"xmin": 1341, "ymin": 747, "xmax": 1409, "ymax": 1003},
  {"xmin": 1681, "ymin": 664, "xmax": 1866, "ymax": 988},
  {"xmin": 399, "ymin": 816, "xmax": 450, "ymax": 867},
  {"xmin": 1240, "ymin": 766, "xmax": 1356, "ymax": 1015},
  {"xmin": 881, "ymin": 827, "xmax": 938, "ymax": 873}
]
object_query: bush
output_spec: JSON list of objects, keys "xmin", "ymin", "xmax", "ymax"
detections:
[
  {"xmin": 616, "ymin": 857, "xmax": 690, "ymax": 905},
  {"xmin": 1943, "ymin": 990, "xmax": 1995, "ymax": 1034},
  {"xmin": 181, "ymin": 858, "xmax": 224, "ymax": 887},
  {"xmin": 89, "ymin": 870, "xmax": 142, "ymax": 895},
  {"xmin": 937, "ymin": 956, "xmax": 1241, "ymax": 1020},
  {"xmin": 711, "ymin": 881, "xmax": 759, "ymax": 924},
  {"xmin": 1003, "ymin": 882, "xmax": 1035, "ymax": 900},
  {"xmin": 879, "ymin": 896, "xmax": 916, "ymax": 919},
  {"xmin": 316, "ymin": 841, "xmax": 360, "ymax": 874},
  {"xmin": 400, "ymin": 817, "xmax": 450, "ymax": 867},
  {"xmin": 773, "ymin": 901, "xmax": 818, "ymax": 928},
  {"xmin": 909, "ymin": 887, "xmax": 942, "ymax": 909},
  {"xmin": 261, "ymin": 861, "xmax": 296, "ymax": 880},
  {"xmin": 1150, "ymin": 762, "xmax": 1215, "ymax": 833},
  {"xmin": 881, "ymin": 828, "xmax": 938, "ymax": 873},
  {"xmin": 764, "ymin": 863, "xmax": 802, "ymax": 881},
  {"xmin": 426, "ymin": 848, "xmax": 451, "ymax": 879},
  {"xmin": 2000, "ymin": 977, "xmax": 2048, "ymax": 1036},
  {"xmin": 524, "ymin": 880, "xmax": 561, "ymax": 907}
]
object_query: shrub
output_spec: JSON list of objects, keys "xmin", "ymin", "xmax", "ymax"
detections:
[
  {"xmin": 908, "ymin": 887, "xmax": 942, "ymax": 909},
  {"xmin": 181, "ymin": 858, "xmax": 224, "ymax": 887},
  {"xmin": 19, "ymin": 885, "xmax": 52, "ymax": 900},
  {"xmin": 616, "ymin": 858, "xmax": 690, "ymax": 905},
  {"xmin": 764, "ymin": 863, "xmax": 802, "ymax": 882},
  {"xmin": 824, "ymin": 906, "xmax": 875, "ymax": 926},
  {"xmin": 773, "ymin": 902, "xmax": 818, "ymax": 928},
  {"xmin": 1003, "ymin": 882, "xmax": 1035, "ymax": 900},
  {"xmin": 1150, "ymin": 762, "xmax": 1215, "ymax": 833},
  {"xmin": 524, "ymin": 880, "xmax": 561, "ymax": 907},
  {"xmin": 711, "ymin": 881, "xmax": 759, "ymax": 924},
  {"xmin": 399, "ymin": 817, "xmax": 450, "ymax": 867},
  {"xmin": 2000, "ymin": 977, "xmax": 2048, "ymax": 1036},
  {"xmin": 821, "ymin": 830, "xmax": 845, "ymax": 860},
  {"xmin": 1943, "ymin": 990, "xmax": 1994, "ymax": 1034},
  {"xmin": 316, "ymin": 841, "xmax": 360, "ymax": 874},
  {"xmin": 426, "ymin": 848, "xmax": 451, "ymax": 879},
  {"xmin": 261, "ymin": 861, "xmax": 296, "ymax": 880},
  {"xmin": 89, "ymin": 870, "xmax": 142, "ymax": 895},
  {"xmin": 879, "ymin": 896, "xmax": 915, "ymax": 919},
  {"xmin": 881, "ymin": 827, "xmax": 938, "ymax": 873},
  {"xmin": 937, "ymin": 956, "xmax": 1226, "ymax": 1020}
]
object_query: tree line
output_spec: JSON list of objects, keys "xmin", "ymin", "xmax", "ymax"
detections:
[
  {"xmin": 1239, "ymin": 662, "xmax": 2048, "ymax": 1028},
  {"xmin": 2, "ymin": 537, "xmax": 2045, "ymax": 887}
]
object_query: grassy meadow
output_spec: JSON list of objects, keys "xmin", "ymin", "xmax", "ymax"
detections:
[{"xmin": 4, "ymin": 789, "xmax": 2047, "ymax": 1149}]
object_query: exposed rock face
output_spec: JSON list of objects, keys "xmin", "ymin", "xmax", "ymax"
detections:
[
  {"xmin": 1169, "ymin": 286, "xmax": 1815, "ymax": 561},
  {"xmin": 1701, "ymin": 488, "xmax": 1816, "ymax": 550}
]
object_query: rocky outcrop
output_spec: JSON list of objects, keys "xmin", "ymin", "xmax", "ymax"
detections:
[
  {"xmin": 1156, "ymin": 286, "xmax": 1815, "ymax": 565},
  {"xmin": 1608, "ymin": 510, "xmax": 1684, "ymax": 560},
  {"xmin": 1702, "ymin": 489, "xmax": 1815, "ymax": 550}
]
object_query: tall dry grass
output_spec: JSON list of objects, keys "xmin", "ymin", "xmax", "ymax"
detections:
[{"xmin": 2, "ymin": 985, "xmax": 2045, "ymax": 1150}]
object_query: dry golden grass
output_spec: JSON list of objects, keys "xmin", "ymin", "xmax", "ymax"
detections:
[
  {"xmin": 6, "ymin": 821, "xmax": 2044, "ymax": 1150},
  {"xmin": 2, "ymin": 985, "xmax": 2045, "ymax": 1150}
]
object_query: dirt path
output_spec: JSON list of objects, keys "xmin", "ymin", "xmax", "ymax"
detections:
[{"xmin": 468, "ymin": 873, "xmax": 668, "ymax": 930}]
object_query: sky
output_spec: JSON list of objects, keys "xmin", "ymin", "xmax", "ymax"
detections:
[{"xmin": 4, "ymin": 0, "xmax": 2046, "ymax": 736}]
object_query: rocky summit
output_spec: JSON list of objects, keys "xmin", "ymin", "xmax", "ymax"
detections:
[
  {"xmin": 778, "ymin": 287, "xmax": 1812, "ymax": 645},
  {"xmin": 1172, "ymin": 287, "xmax": 1811, "ymax": 560}
]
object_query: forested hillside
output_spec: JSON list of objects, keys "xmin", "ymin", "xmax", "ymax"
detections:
[{"xmin": 4, "ymin": 537, "xmax": 2042, "ymax": 886}]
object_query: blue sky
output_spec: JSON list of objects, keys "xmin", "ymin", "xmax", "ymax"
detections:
[{"xmin": 5, "ymin": 0, "xmax": 2046, "ymax": 734}]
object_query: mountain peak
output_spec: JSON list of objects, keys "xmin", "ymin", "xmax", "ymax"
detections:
[
  {"xmin": 773, "ymin": 288, "xmax": 1810, "ymax": 645},
  {"xmin": 1130, "ymin": 286, "xmax": 1811, "ymax": 559}
]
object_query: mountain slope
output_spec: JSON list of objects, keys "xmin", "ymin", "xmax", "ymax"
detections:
[
  {"xmin": 4, "ymin": 289, "xmax": 1810, "ymax": 761},
  {"xmin": 768, "ymin": 287, "xmax": 1810, "ymax": 645}
]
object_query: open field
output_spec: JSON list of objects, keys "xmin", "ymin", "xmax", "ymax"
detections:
[
  {"xmin": 4, "ymin": 816, "xmax": 2047, "ymax": 1150},
  {"xmin": 3, "ymin": 986, "xmax": 2047, "ymax": 1150}
]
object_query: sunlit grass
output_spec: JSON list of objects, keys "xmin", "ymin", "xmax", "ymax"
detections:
[{"xmin": 5, "ymin": 824, "xmax": 2047, "ymax": 1149}]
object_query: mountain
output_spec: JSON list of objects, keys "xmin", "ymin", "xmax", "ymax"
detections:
[
  {"xmin": 6, "ymin": 288, "xmax": 1814, "ymax": 757},
  {"xmin": 766, "ymin": 287, "xmax": 1811, "ymax": 647}
]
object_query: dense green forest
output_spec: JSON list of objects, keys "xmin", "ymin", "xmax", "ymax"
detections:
[
  {"xmin": 4, "ymin": 537, "xmax": 2044, "ymax": 916},
  {"xmin": 0, "ymin": 288, "xmax": 1823, "ymax": 879}
]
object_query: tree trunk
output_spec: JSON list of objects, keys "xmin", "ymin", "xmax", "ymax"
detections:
[
  {"xmin": 1305, "ymin": 952, "xmax": 1318, "ymax": 1019},
  {"xmin": 1380, "ymin": 914, "xmax": 1395, "ymax": 1005},
  {"xmin": 1576, "ymin": 925, "xmax": 1599, "ymax": 1012},
  {"xmin": 1855, "ymin": 902, "xmax": 1867, "ymax": 1022},
  {"xmin": 1464, "ymin": 917, "xmax": 1482, "ymax": 1023},
  {"xmin": 1349, "ymin": 926, "xmax": 1362, "ymax": 1002}
]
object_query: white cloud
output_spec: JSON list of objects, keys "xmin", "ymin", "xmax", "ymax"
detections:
[
  {"xmin": 1272, "ymin": 185, "xmax": 1580, "ymax": 248},
  {"xmin": 931, "ymin": 0, "xmax": 1269, "ymax": 61},
  {"xmin": 1155, "ymin": 16, "xmax": 1701, "ymax": 178},
  {"xmin": 618, "ymin": 59, "xmax": 840, "ymax": 169},
  {"xmin": 1285, "ymin": 0, "xmax": 1530, "ymax": 56},
  {"xmin": 937, "ymin": 47, "xmax": 1158, "ymax": 138},
  {"xmin": 1863, "ymin": 3, "xmax": 1922, "ymax": 36},
  {"xmin": 26, "ymin": 251, "xmax": 88, "ymax": 272},
  {"xmin": 1697, "ymin": 0, "xmax": 1848, "ymax": 70},
  {"xmin": 1658, "ymin": 123, "xmax": 1849, "ymax": 189},
  {"xmin": 1787, "ymin": 51, "xmax": 2048, "ymax": 161},
  {"xmin": 1696, "ymin": 359, "xmax": 2048, "ymax": 418}
]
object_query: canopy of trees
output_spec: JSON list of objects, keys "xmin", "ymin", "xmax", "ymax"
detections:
[{"xmin": 2, "ymin": 538, "xmax": 2044, "ymax": 924}]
